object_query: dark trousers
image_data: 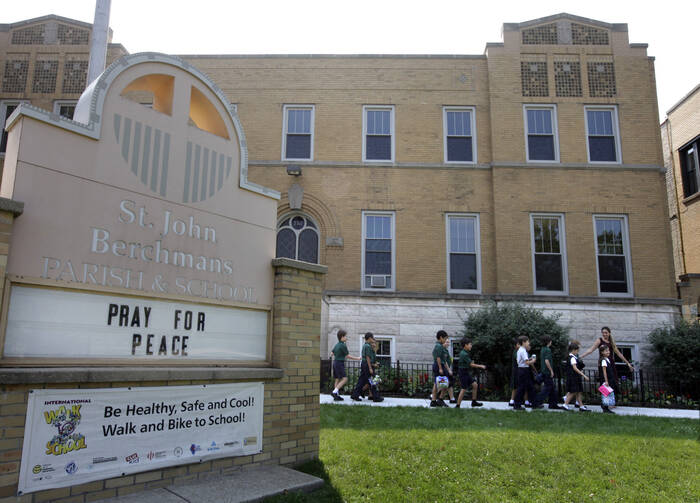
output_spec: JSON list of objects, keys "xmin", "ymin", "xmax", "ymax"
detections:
[
  {"xmin": 514, "ymin": 367, "xmax": 538, "ymax": 407},
  {"xmin": 536, "ymin": 373, "xmax": 558, "ymax": 407},
  {"xmin": 351, "ymin": 362, "xmax": 380, "ymax": 399}
]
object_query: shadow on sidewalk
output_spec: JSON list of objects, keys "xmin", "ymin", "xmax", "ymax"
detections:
[{"xmin": 263, "ymin": 459, "xmax": 343, "ymax": 503}]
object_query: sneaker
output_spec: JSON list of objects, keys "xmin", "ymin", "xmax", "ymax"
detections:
[
  {"xmin": 454, "ymin": 403, "xmax": 461, "ymax": 408},
  {"xmin": 513, "ymin": 406, "xmax": 525, "ymax": 410},
  {"xmin": 332, "ymin": 392, "xmax": 343, "ymax": 401},
  {"xmin": 575, "ymin": 403, "xmax": 581, "ymax": 408},
  {"xmin": 471, "ymin": 401, "xmax": 483, "ymax": 407},
  {"xmin": 350, "ymin": 395, "xmax": 361, "ymax": 402},
  {"xmin": 602, "ymin": 408, "xmax": 615, "ymax": 414},
  {"xmin": 561, "ymin": 404, "xmax": 572, "ymax": 411},
  {"xmin": 525, "ymin": 401, "xmax": 532, "ymax": 407},
  {"xmin": 579, "ymin": 406, "xmax": 591, "ymax": 412},
  {"xmin": 430, "ymin": 400, "xmax": 439, "ymax": 407},
  {"xmin": 449, "ymin": 399, "xmax": 457, "ymax": 404},
  {"xmin": 372, "ymin": 397, "xmax": 384, "ymax": 402}
]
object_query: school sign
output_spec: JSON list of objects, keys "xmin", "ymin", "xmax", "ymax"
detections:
[{"xmin": 0, "ymin": 53, "xmax": 325, "ymax": 499}]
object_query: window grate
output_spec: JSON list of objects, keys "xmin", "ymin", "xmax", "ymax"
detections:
[
  {"xmin": 521, "ymin": 61, "xmax": 549, "ymax": 97},
  {"xmin": 2, "ymin": 59, "xmax": 29, "ymax": 93},
  {"xmin": 11, "ymin": 24, "xmax": 45, "ymax": 45},
  {"xmin": 522, "ymin": 24, "xmax": 558, "ymax": 45},
  {"xmin": 572, "ymin": 23, "xmax": 610, "ymax": 45},
  {"xmin": 32, "ymin": 60, "xmax": 58, "ymax": 93},
  {"xmin": 554, "ymin": 61, "xmax": 582, "ymax": 97},
  {"xmin": 587, "ymin": 61, "xmax": 616, "ymax": 97}
]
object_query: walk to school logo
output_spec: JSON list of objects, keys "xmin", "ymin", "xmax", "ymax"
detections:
[
  {"xmin": 65, "ymin": 462, "xmax": 78, "ymax": 475},
  {"xmin": 43, "ymin": 403, "xmax": 87, "ymax": 456}
]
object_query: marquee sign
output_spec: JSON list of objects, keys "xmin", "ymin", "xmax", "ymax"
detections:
[{"xmin": 0, "ymin": 53, "xmax": 280, "ymax": 363}]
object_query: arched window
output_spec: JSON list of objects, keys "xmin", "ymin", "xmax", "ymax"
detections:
[{"xmin": 276, "ymin": 214, "xmax": 319, "ymax": 264}]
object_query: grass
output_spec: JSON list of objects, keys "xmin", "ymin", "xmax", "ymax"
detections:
[{"xmin": 265, "ymin": 404, "xmax": 700, "ymax": 503}]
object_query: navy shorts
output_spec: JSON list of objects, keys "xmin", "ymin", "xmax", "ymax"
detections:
[
  {"xmin": 432, "ymin": 362, "xmax": 441, "ymax": 381},
  {"xmin": 459, "ymin": 370, "xmax": 474, "ymax": 389},
  {"xmin": 332, "ymin": 360, "xmax": 346, "ymax": 379}
]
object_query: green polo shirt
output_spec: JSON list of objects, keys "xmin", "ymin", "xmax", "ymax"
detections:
[
  {"xmin": 443, "ymin": 347, "xmax": 452, "ymax": 367},
  {"xmin": 362, "ymin": 342, "xmax": 376, "ymax": 364},
  {"xmin": 540, "ymin": 345, "xmax": 553, "ymax": 374},
  {"xmin": 458, "ymin": 349, "xmax": 472, "ymax": 369},
  {"xmin": 433, "ymin": 343, "xmax": 444, "ymax": 364},
  {"xmin": 331, "ymin": 341, "xmax": 349, "ymax": 361}
]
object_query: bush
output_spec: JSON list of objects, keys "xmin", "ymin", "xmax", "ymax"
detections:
[
  {"xmin": 648, "ymin": 319, "xmax": 700, "ymax": 397},
  {"xmin": 463, "ymin": 302, "xmax": 569, "ymax": 389}
]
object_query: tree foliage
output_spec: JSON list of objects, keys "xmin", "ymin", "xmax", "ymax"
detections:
[
  {"xmin": 463, "ymin": 302, "xmax": 569, "ymax": 389},
  {"xmin": 648, "ymin": 319, "xmax": 700, "ymax": 394}
]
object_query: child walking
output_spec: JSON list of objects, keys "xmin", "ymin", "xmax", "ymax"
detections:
[
  {"xmin": 455, "ymin": 338, "xmax": 485, "ymax": 408},
  {"xmin": 513, "ymin": 336, "xmax": 542, "ymax": 410},
  {"xmin": 535, "ymin": 336, "xmax": 564, "ymax": 410},
  {"xmin": 599, "ymin": 345, "xmax": 615, "ymax": 414},
  {"xmin": 563, "ymin": 341, "xmax": 590, "ymax": 411},
  {"xmin": 430, "ymin": 330, "xmax": 450, "ymax": 407},
  {"xmin": 330, "ymin": 329, "xmax": 361, "ymax": 401},
  {"xmin": 350, "ymin": 332, "xmax": 383, "ymax": 402},
  {"xmin": 443, "ymin": 338, "xmax": 457, "ymax": 404}
]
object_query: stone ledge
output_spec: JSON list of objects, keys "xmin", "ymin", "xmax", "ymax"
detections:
[
  {"xmin": 0, "ymin": 197, "xmax": 24, "ymax": 216},
  {"xmin": 0, "ymin": 367, "xmax": 284, "ymax": 384},
  {"xmin": 272, "ymin": 258, "xmax": 328, "ymax": 274}
]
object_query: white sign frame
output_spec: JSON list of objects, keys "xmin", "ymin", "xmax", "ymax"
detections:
[{"xmin": 18, "ymin": 383, "xmax": 264, "ymax": 495}]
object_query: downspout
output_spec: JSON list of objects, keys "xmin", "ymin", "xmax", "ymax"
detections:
[{"xmin": 86, "ymin": 0, "xmax": 112, "ymax": 88}]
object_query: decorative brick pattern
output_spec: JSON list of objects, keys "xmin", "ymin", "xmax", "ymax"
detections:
[
  {"xmin": 57, "ymin": 25, "xmax": 89, "ymax": 45},
  {"xmin": 587, "ymin": 59, "xmax": 616, "ymax": 97},
  {"xmin": 11, "ymin": 25, "xmax": 45, "ymax": 45},
  {"xmin": 554, "ymin": 59, "xmax": 581, "ymax": 97},
  {"xmin": 521, "ymin": 24, "xmax": 558, "ymax": 45},
  {"xmin": 32, "ymin": 60, "xmax": 58, "ymax": 94},
  {"xmin": 61, "ymin": 59, "xmax": 88, "ymax": 94},
  {"xmin": 572, "ymin": 23, "xmax": 610, "ymax": 45},
  {"xmin": 521, "ymin": 58, "xmax": 548, "ymax": 97},
  {"xmin": 2, "ymin": 59, "xmax": 29, "ymax": 93}
]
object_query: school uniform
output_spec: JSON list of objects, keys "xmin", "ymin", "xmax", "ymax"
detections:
[
  {"xmin": 510, "ymin": 348, "xmax": 519, "ymax": 390},
  {"xmin": 514, "ymin": 346, "xmax": 539, "ymax": 408},
  {"xmin": 535, "ymin": 345, "xmax": 558, "ymax": 408},
  {"xmin": 457, "ymin": 349, "xmax": 474, "ymax": 389},
  {"xmin": 331, "ymin": 341, "xmax": 349, "ymax": 379},
  {"xmin": 566, "ymin": 353, "xmax": 583, "ymax": 393},
  {"xmin": 444, "ymin": 351, "xmax": 455, "ymax": 387},
  {"xmin": 432, "ymin": 342, "xmax": 446, "ymax": 381},
  {"xmin": 598, "ymin": 357, "xmax": 613, "ymax": 385},
  {"xmin": 350, "ymin": 342, "xmax": 376, "ymax": 400}
]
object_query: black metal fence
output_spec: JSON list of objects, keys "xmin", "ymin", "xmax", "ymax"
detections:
[{"xmin": 320, "ymin": 359, "xmax": 700, "ymax": 409}]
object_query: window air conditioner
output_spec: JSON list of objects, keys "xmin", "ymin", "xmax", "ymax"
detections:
[{"xmin": 369, "ymin": 275, "xmax": 387, "ymax": 288}]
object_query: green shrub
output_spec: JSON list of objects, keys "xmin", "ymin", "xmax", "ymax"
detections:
[
  {"xmin": 463, "ymin": 302, "xmax": 569, "ymax": 389},
  {"xmin": 648, "ymin": 319, "xmax": 700, "ymax": 397}
]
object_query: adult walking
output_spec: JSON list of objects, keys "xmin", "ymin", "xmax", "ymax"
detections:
[{"xmin": 580, "ymin": 326, "xmax": 634, "ymax": 395}]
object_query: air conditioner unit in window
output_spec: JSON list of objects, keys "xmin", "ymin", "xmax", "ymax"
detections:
[{"xmin": 369, "ymin": 275, "xmax": 387, "ymax": 288}]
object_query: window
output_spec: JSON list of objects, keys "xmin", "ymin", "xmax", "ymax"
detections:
[
  {"xmin": 53, "ymin": 100, "xmax": 78, "ymax": 120},
  {"xmin": 614, "ymin": 344, "xmax": 637, "ymax": 380},
  {"xmin": 530, "ymin": 214, "xmax": 568, "ymax": 294},
  {"xmin": 679, "ymin": 137, "xmax": 700, "ymax": 198},
  {"xmin": 363, "ymin": 106, "xmax": 394, "ymax": 162},
  {"xmin": 443, "ymin": 107, "xmax": 476, "ymax": 163},
  {"xmin": 0, "ymin": 100, "xmax": 28, "ymax": 154},
  {"xmin": 362, "ymin": 212, "xmax": 395, "ymax": 290},
  {"xmin": 446, "ymin": 214, "xmax": 481, "ymax": 293},
  {"xmin": 585, "ymin": 106, "xmax": 621, "ymax": 163},
  {"xmin": 374, "ymin": 337, "xmax": 393, "ymax": 368},
  {"xmin": 275, "ymin": 214, "xmax": 319, "ymax": 264},
  {"xmin": 594, "ymin": 215, "xmax": 633, "ymax": 296},
  {"xmin": 524, "ymin": 105, "xmax": 558, "ymax": 162},
  {"xmin": 282, "ymin": 105, "xmax": 314, "ymax": 161}
]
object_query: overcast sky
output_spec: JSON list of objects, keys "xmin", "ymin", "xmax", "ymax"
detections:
[{"xmin": 3, "ymin": 1, "xmax": 699, "ymax": 120}]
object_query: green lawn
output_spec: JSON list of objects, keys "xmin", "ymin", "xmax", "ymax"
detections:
[{"xmin": 266, "ymin": 404, "xmax": 700, "ymax": 503}]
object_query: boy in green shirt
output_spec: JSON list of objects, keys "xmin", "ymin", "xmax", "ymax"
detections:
[
  {"xmin": 330, "ymin": 329, "xmax": 361, "ymax": 401},
  {"xmin": 455, "ymin": 338, "xmax": 486, "ymax": 408},
  {"xmin": 350, "ymin": 332, "xmax": 384, "ymax": 402},
  {"xmin": 535, "ymin": 335, "xmax": 564, "ymax": 409},
  {"xmin": 430, "ymin": 330, "xmax": 450, "ymax": 407}
]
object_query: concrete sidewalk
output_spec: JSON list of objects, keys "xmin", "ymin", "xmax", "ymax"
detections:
[
  {"xmin": 93, "ymin": 465, "xmax": 324, "ymax": 503},
  {"xmin": 320, "ymin": 393, "xmax": 700, "ymax": 419}
]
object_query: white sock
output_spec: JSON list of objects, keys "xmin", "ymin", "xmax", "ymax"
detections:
[
  {"xmin": 525, "ymin": 401, "xmax": 531, "ymax": 406},
  {"xmin": 509, "ymin": 400, "xmax": 514, "ymax": 404},
  {"xmin": 332, "ymin": 388, "xmax": 338, "ymax": 394}
]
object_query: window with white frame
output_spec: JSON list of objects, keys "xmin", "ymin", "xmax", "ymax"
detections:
[
  {"xmin": 363, "ymin": 106, "xmax": 394, "ymax": 162},
  {"xmin": 679, "ymin": 136, "xmax": 700, "ymax": 198},
  {"xmin": 530, "ymin": 214, "xmax": 568, "ymax": 294},
  {"xmin": 282, "ymin": 105, "xmax": 314, "ymax": 161},
  {"xmin": 362, "ymin": 212, "xmax": 395, "ymax": 290},
  {"xmin": 594, "ymin": 215, "xmax": 632, "ymax": 296},
  {"xmin": 276, "ymin": 213, "xmax": 320, "ymax": 264},
  {"xmin": 444, "ymin": 107, "xmax": 476, "ymax": 163},
  {"xmin": 374, "ymin": 337, "xmax": 393, "ymax": 367},
  {"xmin": 614, "ymin": 344, "xmax": 637, "ymax": 378},
  {"xmin": 585, "ymin": 106, "xmax": 620, "ymax": 163},
  {"xmin": 53, "ymin": 100, "xmax": 78, "ymax": 120},
  {"xmin": 524, "ymin": 105, "xmax": 558, "ymax": 162},
  {"xmin": 446, "ymin": 214, "xmax": 480, "ymax": 292},
  {"xmin": 0, "ymin": 100, "xmax": 28, "ymax": 153}
]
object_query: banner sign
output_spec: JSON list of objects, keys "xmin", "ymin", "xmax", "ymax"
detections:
[
  {"xmin": 18, "ymin": 383, "xmax": 264, "ymax": 494},
  {"xmin": 4, "ymin": 286, "xmax": 268, "ymax": 360}
]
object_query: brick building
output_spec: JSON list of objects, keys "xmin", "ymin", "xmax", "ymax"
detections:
[
  {"xmin": 661, "ymin": 84, "xmax": 700, "ymax": 319},
  {"xmin": 1, "ymin": 12, "xmax": 678, "ymax": 370}
]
